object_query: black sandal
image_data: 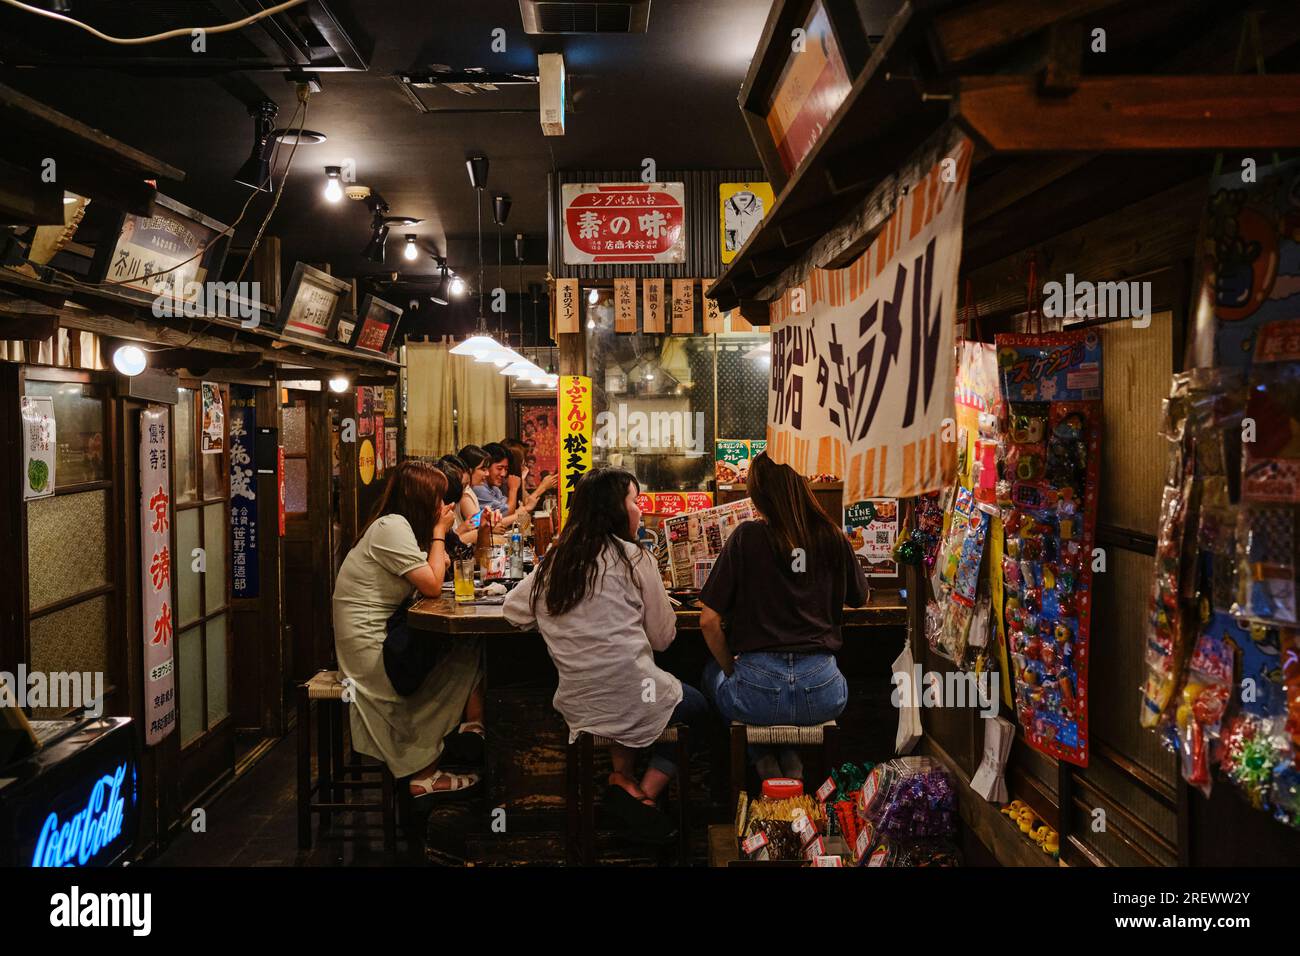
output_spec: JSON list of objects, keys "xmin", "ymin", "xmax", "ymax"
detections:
[{"xmin": 601, "ymin": 785, "xmax": 676, "ymax": 845}]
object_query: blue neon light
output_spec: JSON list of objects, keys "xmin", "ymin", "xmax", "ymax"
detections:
[{"xmin": 30, "ymin": 762, "xmax": 130, "ymax": 867}]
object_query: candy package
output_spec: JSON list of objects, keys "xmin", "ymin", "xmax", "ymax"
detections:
[
  {"xmin": 1175, "ymin": 626, "xmax": 1235, "ymax": 795},
  {"xmin": 1232, "ymin": 505, "xmax": 1297, "ymax": 625}
]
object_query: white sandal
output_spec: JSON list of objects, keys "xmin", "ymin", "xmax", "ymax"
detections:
[
  {"xmin": 457, "ymin": 721, "xmax": 485, "ymax": 738},
  {"xmin": 409, "ymin": 769, "xmax": 480, "ymax": 798}
]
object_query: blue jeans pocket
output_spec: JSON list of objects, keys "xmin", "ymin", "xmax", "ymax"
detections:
[
  {"xmin": 800, "ymin": 669, "xmax": 848, "ymax": 724},
  {"xmin": 728, "ymin": 675, "xmax": 783, "ymax": 725}
]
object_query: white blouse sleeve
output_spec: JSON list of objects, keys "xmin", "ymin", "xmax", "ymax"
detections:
[
  {"xmin": 503, "ymin": 570, "xmax": 539, "ymax": 630},
  {"xmin": 633, "ymin": 549, "xmax": 676, "ymax": 652}
]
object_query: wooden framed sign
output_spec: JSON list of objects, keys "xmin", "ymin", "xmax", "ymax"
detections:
[
  {"xmin": 271, "ymin": 262, "xmax": 350, "ymax": 344},
  {"xmin": 347, "ymin": 294, "xmax": 404, "ymax": 355},
  {"xmin": 90, "ymin": 192, "xmax": 230, "ymax": 308}
]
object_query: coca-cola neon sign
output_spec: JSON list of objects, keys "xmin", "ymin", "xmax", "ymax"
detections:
[{"xmin": 30, "ymin": 762, "xmax": 129, "ymax": 867}]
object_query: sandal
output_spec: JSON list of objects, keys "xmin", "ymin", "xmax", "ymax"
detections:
[
  {"xmin": 408, "ymin": 769, "xmax": 480, "ymax": 799},
  {"xmin": 440, "ymin": 721, "xmax": 486, "ymax": 766},
  {"xmin": 601, "ymin": 785, "xmax": 676, "ymax": 846}
]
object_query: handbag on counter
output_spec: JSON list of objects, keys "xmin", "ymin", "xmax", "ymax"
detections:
[{"xmin": 382, "ymin": 593, "xmax": 445, "ymax": 696}]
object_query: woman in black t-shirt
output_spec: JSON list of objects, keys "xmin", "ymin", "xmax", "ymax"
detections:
[{"xmin": 699, "ymin": 453, "xmax": 869, "ymax": 781}]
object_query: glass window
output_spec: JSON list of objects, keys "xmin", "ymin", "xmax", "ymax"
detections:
[
  {"xmin": 175, "ymin": 388, "xmax": 198, "ymax": 504},
  {"xmin": 283, "ymin": 457, "xmax": 308, "ymax": 513},
  {"xmin": 176, "ymin": 508, "xmax": 202, "ymax": 627},
  {"xmin": 27, "ymin": 489, "xmax": 107, "ymax": 612},
  {"xmin": 201, "ymin": 450, "xmax": 223, "ymax": 500},
  {"xmin": 24, "ymin": 381, "xmax": 105, "ymax": 485},
  {"xmin": 282, "ymin": 403, "xmax": 307, "ymax": 455},
  {"xmin": 203, "ymin": 503, "xmax": 227, "ymax": 611},
  {"xmin": 178, "ymin": 625, "xmax": 204, "ymax": 747},
  {"xmin": 29, "ymin": 595, "xmax": 109, "ymax": 718},
  {"xmin": 205, "ymin": 614, "xmax": 229, "ymax": 727}
]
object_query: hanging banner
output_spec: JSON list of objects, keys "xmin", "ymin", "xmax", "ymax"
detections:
[
  {"xmin": 555, "ymin": 278, "xmax": 579, "ymax": 334},
  {"xmin": 642, "ymin": 278, "xmax": 665, "ymax": 333},
  {"xmin": 228, "ymin": 385, "xmax": 259, "ymax": 599},
  {"xmin": 561, "ymin": 182, "xmax": 686, "ymax": 264},
  {"xmin": 558, "ymin": 375, "xmax": 593, "ymax": 529},
  {"xmin": 139, "ymin": 407, "xmax": 177, "ymax": 745},
  {"xmin": 671, "ymin": 279, "xmax": 695, "ymax": 334},
  {"xmin": 766, "ymin": 132, "xmax": 974, "ymax": 501},
  {"xmin": 200, "ymin": 382, "xmax": 224, "ymax": 454},
  {"xmin": 20, "ymin": 395, "xmax": 55, "ymax": 500},
  {"xmin": 614, "ymin": 278, "xmax": 637, "ymax": 333}
]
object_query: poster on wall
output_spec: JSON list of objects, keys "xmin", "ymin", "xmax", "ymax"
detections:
[
  {"xmin": 374, "ymin": 416, "xmax": 386, "ymax": 477},
  {"xmin": 996, "ymin": 329, "xmax": 1103, "ymax": 768},
  {"xmin": 520, "ymin": 403, "xmax": 559, "ymax": 489},
  {"xmin": 139, "ymin": 407, "xmax": 178, "ymax": 745},
  {"xmin": 720, "ymin": 182, "xmax": 775, "ymax": 264},
  {"xmin": 558, "ymin": 375, "xmax": 593, "ymax": 528},
  {"xmin": 385, "ymin": 426, "xmax": 398, "ymax": 474},
  {"xmin": 764, "ymin": 0, "xmax": 852, "ymax": 176},
  {"xmin": 358, "ymin": 386, "xmax": 374, "ymax": 437},
  {"xmin": 766, "ymin": 131, "xmax": 973, "ymax": 502},
  {"xmin": 358, "ymin": 438, "xmax": 376, "ymax": 487},
  {"xmin": 1192, "ymin": 157, "xmax": 1300, "ymax": 370},
  {"xmin": 844, "ymin": 498, "xmax": 898, "ymax": 577},
  {"xmin": 20, "ymin": 395, "xmax": 55, "ymax": 500},
  {"xmin": 200, "ymin": 382, "xmax": 224, "ymax": 454},
  {"xmin": 561, "ymin": 183, "xmax": 686, "ymax": 265},
  {"xmin": 228, "ymin": 386, "xmax": 259, "ymax": 599},
  {"xmin": 91, "ymin": 194, "xmax": 228, "ymax": 306},
  {"xmin": 663, "ymin": 498, "xmax": 756, "ymax": 589}
]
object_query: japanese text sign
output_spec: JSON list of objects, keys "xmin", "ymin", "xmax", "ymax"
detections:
[
  {"xmin": 21, "ymin": 395, "xmax": 55, "ymax": 500},
  {"xmin": 229, "ymin": 385, "xmax": 259, "ymax": 598},
  {"xmin": 766, "ymin": 132, "xmax": 973, "ymax": 501},
  {"xmin": 557, "ymin": 375, "xmax": 593, "ymax": 529},
  {"xmin": 139, "ymin": 407, "xmax": 177, "ymax": 745},
  {"xmin": 562, "ymin": 183, "xmax": 685, "ymax": 265}
]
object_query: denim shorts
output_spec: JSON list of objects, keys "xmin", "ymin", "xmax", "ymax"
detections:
[{"xmin": 703, "ymin": 652, "xmax": 848, "ymax": 726}]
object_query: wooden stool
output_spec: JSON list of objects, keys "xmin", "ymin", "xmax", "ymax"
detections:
[
  {"xmin": 566, "ymin": 725, "xmax": 690, "ymax": 866},
  {"xmin": 296, "ymin": 670, "xmax": 398, "ymax": 851},
  {"xmin": 729, "ymin": 721, "xmax": 839, "ymax": 809}
]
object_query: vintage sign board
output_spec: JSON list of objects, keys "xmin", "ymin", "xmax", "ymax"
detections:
[
  {"xmin": 271, "ymin": 262, "xmax": 350, "ymax": 345},
  {"xmin": 561, "ymin": 183, "xmax": 686, "ymax": 265}
]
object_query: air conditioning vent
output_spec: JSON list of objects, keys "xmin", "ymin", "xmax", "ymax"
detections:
[{"xmin": 519, "ymin": 1, "xmax": 651, "ymax": 34}]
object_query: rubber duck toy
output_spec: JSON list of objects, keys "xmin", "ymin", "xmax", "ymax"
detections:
[{"xmin": 1043, "ymin": 829, "xmax": 1060, "ymax": 857}]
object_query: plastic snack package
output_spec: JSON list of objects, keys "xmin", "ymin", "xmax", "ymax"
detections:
[
  {"xmin": 1232, "ymin": 504, "xmax": 1297, "ymax": 626},
  {"xmin": 1175, "ymin": 626, "xmax": 1236, "ymax": 795}
]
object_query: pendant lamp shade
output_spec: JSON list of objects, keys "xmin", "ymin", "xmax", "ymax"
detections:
[
  {"xmin": 493, "ymin": 193, "xmax": 512, "ymax": 227},
  {"xmin": 466, "ymin": 155, "xmax": 489, "ymax": 190}
]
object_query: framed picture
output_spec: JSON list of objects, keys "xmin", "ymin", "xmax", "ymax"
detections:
[
  {"xmin": 270, "ymin": 262, "xmax": 350, "ymax": 345},
  {"xmin": 344, "ymin": 294, "xmax": 404, "ymax": 356},
  {"xmin": 737, "ymin": 0, "xmax": 873, "ymax": 193},
  {"xmin": 89, "ymin": 192, "xmax": 230, "ymax": 308}
]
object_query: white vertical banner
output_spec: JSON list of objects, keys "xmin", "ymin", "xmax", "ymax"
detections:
[
  {"xmin": 140, "ymin": 407, "xmax": 177, "ymax": 745},
  {"xmin": 21, "ymin": 395, "xmax": 55, "ymax": 500},
  {"xmin": 767, "ymin": 131, "xmax": 973, "ymax": 501}
]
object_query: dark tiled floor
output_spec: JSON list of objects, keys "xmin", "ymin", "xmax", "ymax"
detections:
[{"xmin": 150, "ymin": 730, "xmax": 427, "ymax": 867}]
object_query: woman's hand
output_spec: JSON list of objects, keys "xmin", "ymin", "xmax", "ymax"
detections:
[
  {"xmin": 436, "ymin": 502, "xmax": 456, "ymax": 536},
  {"xmin": 536, "ymin": 473, "xmax": 558, "ymax": 494}
]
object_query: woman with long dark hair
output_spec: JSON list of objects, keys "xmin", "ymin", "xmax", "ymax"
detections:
[
  {"xmin": 503, "ymin": 468, "xmax": 706, "ymax": 841},
  {"xmin": 333, "ymin": 461, "xmax": 485, "ymax": 797},
  {"xmin": 698, "ymin": 452, "xmax": 869, "ymax": 782}
]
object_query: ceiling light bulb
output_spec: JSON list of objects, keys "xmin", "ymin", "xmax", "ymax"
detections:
[
  {"xmin": 403, "ymin": 235, "xmax": 418, "ymax": 261},
  {"xmin": 449, "ymin": 276, "xmax": 466, "ymax": 297},
  {"xmin": 323, "ymin": 166, "xmax": 343, "ymax": 202},
  {"xmin": 587, "ymin": 288, "xmax": 599, "ymax": 304},
  {"xmin": 112, "ymin": 344, "xmax": 146, "ymax": 377},
  {"xmin": 328, "ymin": 376, "xmax": 349, "ymax": 393}
]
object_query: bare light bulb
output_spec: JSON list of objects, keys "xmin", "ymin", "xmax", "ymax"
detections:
[
  {"xmin": 328, "ymin": 376, "xmax": 349, "ymax": 393},
  {"xmin": 587, "ymin": 288, "xmax": 599, "ymax": 304},
  {"xmin": 449, "ymin": 276, "xmax": 466, "ymax": 297},
  {"xmin": 403, "ymin": 235, "xmax": 418, "ymax": 261},
  {"xmin": 323, "ymin": 166, "xmax": 343, "ymax": 203},
  {"xmin": 112, "ymin": 345, "xmax": 146, "ymax": 376}
]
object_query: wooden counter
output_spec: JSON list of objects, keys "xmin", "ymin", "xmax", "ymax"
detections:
[{"xmin": 408, "ymin": 589, "xmax": 908, "ymax": 634}]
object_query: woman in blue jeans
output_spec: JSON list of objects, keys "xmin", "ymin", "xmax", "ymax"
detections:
[{"xmin": 699, "ymin": 452, "xmax": 869, "ymax": 781}]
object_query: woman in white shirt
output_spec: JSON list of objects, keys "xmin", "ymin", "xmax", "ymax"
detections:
[{"xmin": 504, "ymin": 468, "xmax": 706, "ymax": 842}]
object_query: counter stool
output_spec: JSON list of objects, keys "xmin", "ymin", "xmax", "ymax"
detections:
[
  {"xmin": 566, "ymin": 725, "xmax": 690, "ymax": 866},
  {"xmin": 729, "ymin": 720, "xmax": 839, "ymax": 808},
  {"xmin": 296, "ymin": 669, "xmax": 397, "ymax": 852}
]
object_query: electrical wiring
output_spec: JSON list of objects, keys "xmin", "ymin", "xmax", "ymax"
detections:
[{"xmin": 0, "ymin": 0, "xmax": 308, "ymax": 45}]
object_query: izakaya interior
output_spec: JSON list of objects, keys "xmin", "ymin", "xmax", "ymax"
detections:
[{"xmin": 1, "ymin": 0, "xmax": 1298, "ymax": 888}]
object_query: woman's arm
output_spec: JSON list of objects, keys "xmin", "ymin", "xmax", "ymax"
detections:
[
  {"xmin": 403, "ymin": 504, "xmax": 456, "ymax": 597},
  {"xmin": 506, "ymin": 473, "xmax": 522, "ymax": 515},
  {"xmin": 698, "ymin": 603, "xmax": 734, "ymax": 676},
  {"xmin": 516, "ymin": 472, "xmax": 558, "ymax": 517},
  {"xmin": 634, "ymin": 549, "xmax": 677, "ymax": 652},
  {"xmin": 503, "ymin": 569, "xmax": 539, "ymax": 629}
]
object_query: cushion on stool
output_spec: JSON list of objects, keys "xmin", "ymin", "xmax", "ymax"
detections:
[
  {"xmin": 730, "ymin": 720, "xmax": 836, "ymax": 745},
  {"xmin": 306, "ymin": 670, "xmax": 347, "ymax": 701}
]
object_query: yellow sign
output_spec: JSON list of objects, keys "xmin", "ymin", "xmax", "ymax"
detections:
[
  {"xmin": 358, "ymin": 438, "xmax": 375, "ymax": 486},
  {"xmin": 557, "ymin": 375, "xmax": 593, "ymax": 529},
  {"xmin": 720, "ymin": 182, "xmax": 774, "ymax": 264}
]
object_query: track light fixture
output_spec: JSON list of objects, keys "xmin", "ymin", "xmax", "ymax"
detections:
[
  {"xmin": 362, "ymin": 214, "xmax": 389, "ymax": 263},
  {"xmin": 493, "ymin": 194, "xmax": 511, "ymax": 227},
  {"xmin": 233, "ymin": 100, "xmax": 279, "ymax": 192},
  {"xmin": 466, "ymin": 155, "xmax": 489, "ymax": 191}
]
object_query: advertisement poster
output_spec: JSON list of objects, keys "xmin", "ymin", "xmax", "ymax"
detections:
[
  {"xmin": 228, "ymin": 386, "xmax": 259, "ymax": 599},
  {"xmin": 767, "ymin": 131, "xmax": 973, "ymax": 502},
  {"xmin": 520, "ymin": 403, "xmax": 559, "ymax": 488},
  {"xmin": 386, "ymin": 427, "xmax": 398, "ymax": 475},
  {"xmin": 663, "ymin": 498, "xmax": 756, "ymax": 589},
  {"xmin": 844, "ymin": 498, "xmax": 898, "ymax": 577},
  {"xmin": 200, "ymin": 382, "xmax": 224, "ymax": 454},
  {"xmin": 764, "ymin": 0, "xmax": 852, "ymax": 175},
  {"xmin": 720, "ymin": 182, "xmax": 775, "ymax": 263},
  {"xmin": 358, "ymin": 438, "xmax": 376, "ymax": 486},
  {"xmin": 558, "ymin": 376, "xmax": 593, "ymax": 528},
  {"xmin": 714, "ymin": 439, "xmax": 766, "ymax": 483},
  {"xmin": 562, "ymin": 183, "xmax": 686, "ymax": 265},
  {"xmin": 374, "ymin": 416, "xmax": 386, "ymax": 477},
  {"xmin": 103, "ymin": 198, "xmax": 219, "ymax": 301},
  {"xmin": 20, "ymin": 395, "xmax": 55, "ymax": 500},
  {"xmin": 1193, "ymin": 157, "xmax": 1300, "ymax": 369},
  {"xmin": 139, "ymin": 407, "xmax": 177, "ymax": 745},
  {"xmin": 358, "ymin": 386, "xmax": 374, "ymax": 437}
]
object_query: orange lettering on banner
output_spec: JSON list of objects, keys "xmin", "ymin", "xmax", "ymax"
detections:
[
  {"xmin": 877, "ymin": 445, "xmax": 889, "ymax": 495},
  {"xmin": 901, "ymin": 441, "xmax": 916, "ymax": 499},
  {"xmin": 910, "ymin": 174, "xmax": 928, "ymax": 241},
  {"xmin": 861, "ymin": 447, "xmax": 876, "ymax": 498}
]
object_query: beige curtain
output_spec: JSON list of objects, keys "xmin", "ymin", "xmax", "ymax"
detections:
[
  {"xmin": 405, "ymin": 343, "xmax": 507, "ymax": 457},
  {"xmin": 405, "ymin": 342, "xmax": 455, "ymax": 457},
  {"xmin": 451, "ymin": 353, "xmax": 507, "ymax": 449}
]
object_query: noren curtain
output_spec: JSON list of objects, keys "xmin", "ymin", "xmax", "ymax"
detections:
[{"xmin": 405, "ymin": 342, "xmax": 506, "ymax": 457}]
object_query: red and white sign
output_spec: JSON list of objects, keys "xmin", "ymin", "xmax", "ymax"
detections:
[
  {"xmin": 562, "ymin": 183, "xmax": 685, "ymax": 264},
  {"xmin": 139, "ymin": 407, "xmax": 177, "ymax": 745}
]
